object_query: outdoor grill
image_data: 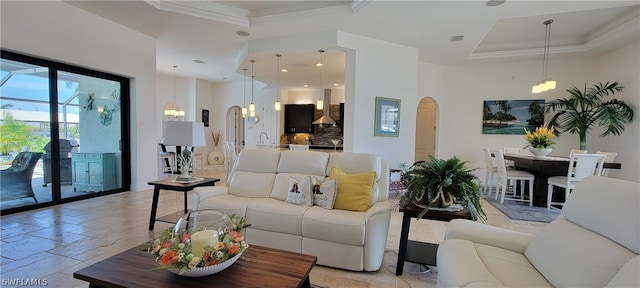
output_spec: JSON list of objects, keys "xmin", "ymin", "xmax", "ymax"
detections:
[{"xmin": 43, "ymin": 139, "xmax": 79, "ymax": 186}]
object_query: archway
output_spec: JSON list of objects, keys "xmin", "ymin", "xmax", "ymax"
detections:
[{"xmin": 414, "ymin": 97, "xmax": 438, "ymax": 162}]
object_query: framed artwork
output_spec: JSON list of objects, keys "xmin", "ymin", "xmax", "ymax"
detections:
[
  {"xmin": 202, "ymin": 109, "xmax": 209, "ymax": 127},
  {"xmin": 374, "ymin": 97, "xmax": 400, "ymax": 137},
  {"xmin": 482, "ymin": 99, "xmax": 545, "ymax": 134}
]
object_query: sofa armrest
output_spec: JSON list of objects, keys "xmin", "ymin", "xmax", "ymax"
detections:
[
  {"xmin": 444, "ymin": 219, "xmax": 534, "ymax": 254},
  {"xmin": 192, "ymin": 186, "xmax": 229, "ymax": 210},
  {"xmin": 363, "ymin": 201, "xmax": 392, "ymax": 271}
]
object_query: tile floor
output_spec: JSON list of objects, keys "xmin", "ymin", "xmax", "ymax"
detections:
[{"xmin": 0, "ymin": 165, "xmax": 547, "ymax": 288}]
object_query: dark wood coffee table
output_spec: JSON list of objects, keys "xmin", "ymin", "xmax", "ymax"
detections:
[
  {"xmin": 74, "ymin": 245, "xmax": 317, "ymax": 288},
  {"xmin": 147, "ymin": 177, "xmax": 220, "ymax": 230},
  {"xmin": 395, "ymin": 204, "xmax": 472, "ymax": 275}
]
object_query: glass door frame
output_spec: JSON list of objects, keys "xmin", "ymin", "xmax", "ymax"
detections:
[{"xmin": 1, "ymin": 50, "xmax": 131, "ymax": 215}]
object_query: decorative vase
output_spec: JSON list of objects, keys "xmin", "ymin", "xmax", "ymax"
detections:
[
  {"xmin": 208, "ymin": 151, "xmax": 224, "ymax": 165},
  {"xmin": 529, "ymin": 147, "xmax": 553, "ymax": 158}
]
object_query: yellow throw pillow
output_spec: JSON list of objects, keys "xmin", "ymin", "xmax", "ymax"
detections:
[{"xmin": 330, "ymin": 166, "xmax": 376, "ymax": 212}]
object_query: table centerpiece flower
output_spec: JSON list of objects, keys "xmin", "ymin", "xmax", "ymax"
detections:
[
  {"xmin": 524, "ymin": 124, "xmax": 556, "ymax": 157},
  {"xmin": 149, "ymin": 213, "xmax": 250, "ymax": 276}
]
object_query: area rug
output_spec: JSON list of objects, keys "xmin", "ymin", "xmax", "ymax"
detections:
[{"xmin": 482, "ymin": 194, "xmax": 561, "ymax": 223}]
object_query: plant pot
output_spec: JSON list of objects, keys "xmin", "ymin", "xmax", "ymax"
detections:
[
  {"xmin": 529, "ymin": 147, "xmax": 553, "ymax": 158},
  {"xmin": 430, "ymin": 189, "xmax": 455, "ymax": 208}
]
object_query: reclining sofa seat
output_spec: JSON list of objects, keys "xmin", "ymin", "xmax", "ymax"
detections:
[
  {"xmin": 193, "ymin": 149, "xmax": 392, "ymax": 271},
  {"xmin": 436, "ymin": 176, "xmax": 639, "ymax": 287}
]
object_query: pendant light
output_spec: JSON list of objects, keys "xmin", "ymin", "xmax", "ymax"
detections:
[
  {"xmin": 316, "ymin": 50, "xmax": 324, "ymax": 110},
  {"xmin": 249, "ymin": 59, "xmax": 256, "ymax": 117},
  {"xmin": 241, "ymin": 68, "xmax": 247, "ymax": 118},
  {"xmin": 274, "ymin": 54, "xmax": 282, "ymax": 111},
  {"xmin": 532, "ymin": 19, "xmax": 556, "ymax": 93}
]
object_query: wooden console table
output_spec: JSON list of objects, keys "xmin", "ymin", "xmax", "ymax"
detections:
[{"xmin": 395, "ymin": 205, "xmax": 472, "ymax": 275}]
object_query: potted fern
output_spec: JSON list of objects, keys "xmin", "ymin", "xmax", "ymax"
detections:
[{"xmin": 399, "ymin": 156, "xmax": 486, "ymax": 221}]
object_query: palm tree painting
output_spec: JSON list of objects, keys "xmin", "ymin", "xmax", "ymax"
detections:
[{"xmin": 482, "ymin": 99, "xmax": 545, "ymax": 134}]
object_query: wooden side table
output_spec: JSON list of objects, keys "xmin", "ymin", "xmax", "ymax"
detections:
[
  {"xmin": 395, "ymin": 205, "xmax": 472, "ymax": 275},
  {"xmin": 147, "ymin": 177, "xmax": 220, "ymax": 230}
]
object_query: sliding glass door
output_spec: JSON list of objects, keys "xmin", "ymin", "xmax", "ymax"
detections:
[{"xmin": 1, "ymin": 50, "xmax": 129, "ymax": 214}]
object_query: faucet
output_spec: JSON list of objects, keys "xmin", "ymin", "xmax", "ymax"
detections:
[{"xmin": 259, "ymin": 132, "xmax": 269, "ymax": 144}]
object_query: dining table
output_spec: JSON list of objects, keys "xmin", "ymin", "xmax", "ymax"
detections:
[{"xmin": 503, "ymin": 153, "xmax": 621, "ymax": 207}]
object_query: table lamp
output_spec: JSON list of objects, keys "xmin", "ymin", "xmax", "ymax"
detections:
[{"xmin": 164, "ymin": 121, "xmax": 205, "ymax": 181}]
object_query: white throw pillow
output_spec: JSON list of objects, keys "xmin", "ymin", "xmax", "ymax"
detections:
[
  {"xmin": 286, "ymin": 176, "xmax": 313, "ymax": 206},
  {"xmin": 311, "ymin": 177, "xmax": 337, "ymax": 210}
]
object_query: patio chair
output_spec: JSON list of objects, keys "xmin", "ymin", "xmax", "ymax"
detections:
[{"xmin": 1, "ymin": 152, "xmax": 43, "ymax": 203}]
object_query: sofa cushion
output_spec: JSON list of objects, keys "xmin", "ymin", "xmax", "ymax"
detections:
[
  {"xmin": 302, "ymin": 206, "xmax": 366, "ymax": 246},
  {"xmin": 285, "ymin": 176, "xmax": 313, "ymax": 206},
  {"xmin": 524, "ymin": 177, "xmax": 640, "ymax": 288},
  {"xmin": 195, "ymin": 194, "xmax": 253, "ymax": 217},
  {"xmin": 228, "ymin": 171, "xmax": 275, "ymax": 198},
  {"xmin": 561, "ymin": 176, "xmax": 640, "ymax": 254},
  {"xmin": 271, "ymin": 173, "xmax": 324, "ymax": 201},
  {"xmin": 277, "ymin": 150, "xmax": 329, "ymax": 175},
  {"xmin": 312, "ymin": 178, "xmax": 337, "ymax": 209},
  {"xmin": 245, "ymin": 198, "xmax": 310, "ymax": 235},
  {"xmin": 437, "ymin": 239, "xmax": 551, "ymax": 287},
  {"xmin": 234, "ymin": 149, "xmax": 281, "ymax": 173},
  {"xmin": 326, "ymin": 153, "xmax": 383, "ymax": 204},
  {"xmin": 330, "ymin": 166, "xmax": 376, "ymax": 212},
  {"xmin": 525, "ymin": 217, "xmax": 637, "ymax": 287}
]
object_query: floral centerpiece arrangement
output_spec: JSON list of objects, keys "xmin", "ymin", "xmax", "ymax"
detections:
[
  {"xmin": 149, "ymin": 213, "xmax": 250, "ymax": 275},
  {"xmin": 524, "ymin": 124, "xmax": 556, "ymax": 150}
]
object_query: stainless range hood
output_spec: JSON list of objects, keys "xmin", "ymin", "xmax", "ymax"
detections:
[{"xmin": 312, "ymin": 89, "xmax": 336, "ymax": 125}]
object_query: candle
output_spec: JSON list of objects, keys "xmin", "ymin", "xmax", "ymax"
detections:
[{"xmin": 190, "ymin": 230, "xmax": 218, "ymax": 257}]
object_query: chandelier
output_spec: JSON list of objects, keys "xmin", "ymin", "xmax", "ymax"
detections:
[{"xmin": 532, "ymin": 19, "xmax": 556, "ymax": 93}]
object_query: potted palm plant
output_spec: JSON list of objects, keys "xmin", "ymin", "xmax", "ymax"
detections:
[
  {"xmin": 399, "ymin": 156, "xmax": 486, "ymax": 221},
  {"xmin": 546, "ymin": 82, "xmax": 634, "ymax": 150}
]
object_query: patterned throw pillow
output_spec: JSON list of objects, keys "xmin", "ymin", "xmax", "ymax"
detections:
[
  {"xmin": 311, "ymin": 178, "xmax": 337, "ymax": 210},
  {"xmin": 285, "ymin": 176, "xmax": 313, "ymax": 206}
]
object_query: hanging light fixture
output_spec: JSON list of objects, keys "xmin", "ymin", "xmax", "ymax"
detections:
[
  {"xmin": 249, "ymin": 59, "xmax": 256, "ymax": 117},
  {"xmin": 163, "ymin": 65, "xmax": 185, "ymax": 121},
  {"xmin": 241, "ymin": 68, "xmax": 247, "ymax": 118},
  {"xmin": 274, "ymin": 54, "xmax": 282, "ymax": 111},
  {"xmin": 532, "ymin": 19, "xmax": 556, "ymax": 94},
  {"xmin": 316, "ymin": 50, "xmax": 324, "ymax": 110}
]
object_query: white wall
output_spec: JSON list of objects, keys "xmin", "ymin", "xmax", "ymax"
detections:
[
  {"xmin": 1, "ymin": 1, "xmax": 157, "ymax": 191},
  {"xmin": 337, "ymin": 32, "xmax": 419, "ymax": 169},
  {"xmin": 440, "ymin": 40, "xmax": 640, "ymax": 182},
  {"xmin": 593, "ymin": 41, "xmax": 640, "ymax": 181}
]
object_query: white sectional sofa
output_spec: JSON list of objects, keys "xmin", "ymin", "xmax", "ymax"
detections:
[
  {"xmin": 193, "ymin": 149, "xmax": 392, "ymax": 271},
  {"xmin": 437, "ymin": 176, "xmax": 639, "ymax": 287}
]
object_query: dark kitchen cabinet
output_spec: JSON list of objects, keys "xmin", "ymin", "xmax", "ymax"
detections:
[{"xmin": 284, "ymin": 104, "xmax": 315, "ymax": 133}]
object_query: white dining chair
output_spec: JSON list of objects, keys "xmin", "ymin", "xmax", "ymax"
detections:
[
  {"xmin": 481, "ymin": 148, "xmax": 498, "ymax": 196},
  {"xmin": 596, "ymin": 151, "xmax": 618, "ymax": 177},
  {"xmin": 503, "ymin": 147, "xmax": 523, "ymax": 167},
  {"xmin": 547, "ymin": 153, "xmax": 606, "ymax": 210},
  {"xmin": 493, "ymin": 149, "xmax": 535, "ymax": 206},
  {"xmin": 570, "ymin": 149, "xmax": 588, "ymax": 156},
  {"xmin": 157, "ymin": 140, "xmax": 176, "ymax": 177}
]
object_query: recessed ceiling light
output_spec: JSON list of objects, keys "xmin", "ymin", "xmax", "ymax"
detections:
[
  {"xmin": 303, "ymin": 84, "xmax": 309, "ymax": 87},
  {"xmin": 237, "ymin": 31, "xmax": 250, "ymax": 36},
  {"xmin": 193, "ymin": 59, "xmax": 205, "ymax": 64},
  {"xmin": 485, "ymin": 0, "xmax": 506, "ymax": 7},
  {"xmin": 293, "ymin": 64, "xmax": 308, "ymax": 68},
  {"xmin": 333, "ymin": 83, "xmax": 339, "ymax": 86},
  {"xmin": 281, "ymin": 69, "xmax": 288, "ymax": 72}
]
